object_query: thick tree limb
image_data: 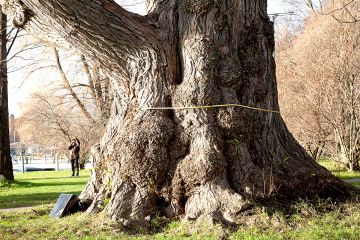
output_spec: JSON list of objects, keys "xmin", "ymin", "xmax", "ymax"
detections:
[
  {"xmin": 2, "ymin": 0, "xmax": 171, "ymax": 112},
  {"xmin": 16, "ymin": 0, "xmax": 161, "ymax": 72}
]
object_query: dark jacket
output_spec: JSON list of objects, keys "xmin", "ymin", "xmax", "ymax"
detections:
[{"xmin": 68, "ymin": 138, "xmax": 80, "ymax": 160}]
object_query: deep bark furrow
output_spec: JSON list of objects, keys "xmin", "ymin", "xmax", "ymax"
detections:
[{"xmin": 168, "ymin": 2, "xmax": 252, "ymax": 220}]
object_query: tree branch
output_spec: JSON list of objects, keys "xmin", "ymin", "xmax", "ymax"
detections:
[
  {"xmin": 53, "ymin": 47, "xmax": 96, "ymax": 124},
  {"xmin": 16, "ymin": 0, "xmax": 161, "ymax": 76}
]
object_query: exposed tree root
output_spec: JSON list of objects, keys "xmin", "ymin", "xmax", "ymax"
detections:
[{"xmin": 184, "ymin": 179, "xmax": 252, "ymax": 224}]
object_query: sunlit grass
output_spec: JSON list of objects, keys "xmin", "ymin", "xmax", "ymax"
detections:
[
  {"xmin": 0, "ymin": 202, "xmax": 360, "ymax": 240},
  {"xmin": 318, "ymin": 159, "xmax": 360, "ymax": 180},
  {"xmin": 0, "ymin": 170, "xmax": 90, "ymax": 209}
]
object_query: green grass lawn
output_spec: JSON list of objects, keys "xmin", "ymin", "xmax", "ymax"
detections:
[
  {"xmin": 0, "ymin": 162, "xmax": 360, "ymax": 240},
  {"xmin": 318, "ymin": 160, "xmax": 360, "ymax": 180},
  {"xmin": 0, "ymin": 170, "xmax": 90, "ymax": 209},
  {"xmin": 0, "ymin": 201, "xmax": 359, "ymax": 240}
]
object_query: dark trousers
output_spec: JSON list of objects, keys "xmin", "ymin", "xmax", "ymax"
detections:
[{"xmin": 71, "ymin": 158, "xmax": 79, "ymax": 175}]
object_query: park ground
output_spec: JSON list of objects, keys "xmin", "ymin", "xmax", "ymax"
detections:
[{"xmin": 0, "ymin": 161, "xmax": 360, "ymax": 240}]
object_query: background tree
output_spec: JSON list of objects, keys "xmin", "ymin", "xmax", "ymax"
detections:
[
  {"xmin": 52, "ymin": 48, "xmax": 112, "ymax": 125},
  {"xmin": 0, "ymin": 0, "xmax": 351, "ymax": 225},
  {"xmin": 0, "ymin": 8, "xmax": 13, "ymax": 181},
  {"xmin": 18, "ymin": 90, "xmax": 102, "ymax": 161},
  {"xmin": 17, "ymin": 46, "xmax": 113, "ymax": 160},
  {"xmin": 277, "ymin": 0, "xmax": 360, "ymax": 170}
]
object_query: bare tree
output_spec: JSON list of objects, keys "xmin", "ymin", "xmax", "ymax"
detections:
[
  {"xmin": 15, "ymin": 45, "xmax": 112, "ymax": 163},
  {"xmin": 0, "ymin": 0, "xmax": 351, "ymax": 226},
  {"xmin": 277, "ymin": 1, "xmax": 360, "ymax": 170},
  {"xmin": 18, "ymin": 90, "xmax": 102, "ymax": 162},
  {"xmin": 52, "ymin": 47, "xmax": 97, "ymax": 124},
  {"xmin": 81, "ymin": 55, "xmax": 112, "ymax": 123},
  {"xmin": 0, "ymin": 8, "xmax": 13, "ymax": 181},
  {"xmin": 282, "ymin": 0, "xmax": 360, "ymax": 22}
]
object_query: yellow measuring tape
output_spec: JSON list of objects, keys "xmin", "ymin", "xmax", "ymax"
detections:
[{"xmin": 141, "ymin": 104, "xmax": 280, "ymax": 113}]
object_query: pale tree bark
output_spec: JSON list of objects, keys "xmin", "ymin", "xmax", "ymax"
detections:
[
  {"xmin": 0, "ymin": 8, "xmax": 13, "ymax": 181},
  {"xmin": 0, "ymin": 0, "xmax": 353, "ymax": 225}
]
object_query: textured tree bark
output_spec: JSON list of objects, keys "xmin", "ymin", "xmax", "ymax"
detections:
[
  {"xmin": 0, "ymin": 9, "xmax": 14, "ymax": 181},
  {"xmin": 1, "ymin": 0, "xmax": 352, "ymax": 225}
]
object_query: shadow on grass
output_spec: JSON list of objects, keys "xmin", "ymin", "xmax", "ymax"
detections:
[
  {"xmin": 0, "ymin": 180, "xmax": 87, "ymax": 188},
  {"xmin": 30, "ymin": 181, "xmax": 88, "ymax": 187},
  {"xmin": 15, "ymin": 176, "xmax": 89, "ymax": 181},
  {"xmin": 0, "ymin": 191, "xmax": 82, "ymax": 209},
  {"xmin": 0, "ymin": 180, "xmax": 35, "ymax": 188},
  {"xmin": 339, "ymin": 176, "xmax": 360, "ymax": 180}
]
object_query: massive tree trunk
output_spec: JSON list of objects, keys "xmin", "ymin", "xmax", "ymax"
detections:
[
  {"xmin": 1, "ymin": 0, "xmax": 352, "ymax": 224},
  {"xmin": 0, "ymin": 8, "xmax": 13, "ymax": 181}
]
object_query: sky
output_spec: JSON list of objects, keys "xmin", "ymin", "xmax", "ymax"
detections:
[
  {"xmin": 269, "ymin": 0, "xmax": 286, "ymax": 13},
  {"xmin": 122, "ymin": 1, "xmax": 287, "ymax": 15},
  {"xmin": 8, "ymin": 0, "xmax": 286, "ymax": 117}
]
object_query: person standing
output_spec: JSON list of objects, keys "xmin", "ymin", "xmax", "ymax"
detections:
[{"xmin": 68, "ymin": 137, "xmax": 80, "ymax": 176}]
